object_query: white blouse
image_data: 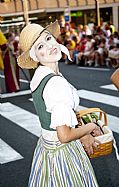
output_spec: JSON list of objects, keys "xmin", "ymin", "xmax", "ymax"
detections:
[{"xmin": 30, "ymin": 66, "xmax": 80, "ymax": 141}]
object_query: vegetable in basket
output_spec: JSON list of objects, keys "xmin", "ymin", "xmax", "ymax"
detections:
[{"xmin": 82, "ymin": 113, "xmax": 104, "ymax": 136}]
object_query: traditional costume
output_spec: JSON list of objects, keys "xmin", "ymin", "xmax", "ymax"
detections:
[
  {"xmin": 0, "ymin": 31, "xmax": 20, "ymax": 93},
  {"xmin": 17, "ymin": 21, "xmax": 99, "ymax": 187}
]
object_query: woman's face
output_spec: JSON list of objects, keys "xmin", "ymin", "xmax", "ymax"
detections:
[{"xmin": 34, "ymin": 31, "xmax": 62, "ymax": 65}]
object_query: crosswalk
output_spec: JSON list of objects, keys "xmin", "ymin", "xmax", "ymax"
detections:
[
  {"xmin": 77, "ymin": 89, "xmax": 119, "ymax": 107},
  {"xmin": 100, "ymin": 84, "xmax": 117, "ymax": 91},
  {"xmin": 0, "ymin": 84, "xmax": 119, "ymax": 164},
  {"xmin": 0, "ymin": 102, "xmax": 41, "ymax": 137},
  {"xmin": 0, "ymin": 138, "xmax": 23, "ymax": 164}
]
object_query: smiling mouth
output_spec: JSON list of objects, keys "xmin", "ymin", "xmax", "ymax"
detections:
[{"xmin": 49, "ymin": 48, "xmax": 57, "ymax": 55}]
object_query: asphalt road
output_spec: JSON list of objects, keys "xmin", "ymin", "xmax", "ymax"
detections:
[{"xmin": 0, "ymin": 62, "xmax": 119, "ymax": 187}]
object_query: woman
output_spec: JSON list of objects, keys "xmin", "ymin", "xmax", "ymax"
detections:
[
  {"xmin": 18, "ymin": 21, "xmax": 100, "ymax": 187},
  {"xmin": 0, "ymin": 31, "xmax": 20, "ymax": 93}
]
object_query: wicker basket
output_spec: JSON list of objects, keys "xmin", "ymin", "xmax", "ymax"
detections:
[{"xmin": 76, "ymin": 108, "xmax": 113, "ymax": 158}]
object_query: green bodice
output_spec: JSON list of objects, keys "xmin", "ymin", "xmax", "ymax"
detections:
[{"xmin": 32, "ymin": 73, "xmax": 56, "ymax": 131}]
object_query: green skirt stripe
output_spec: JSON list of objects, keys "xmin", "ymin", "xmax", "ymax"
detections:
[{"xmin": 28, "ymin": 137, "xmax": 99, "ymax": 187}]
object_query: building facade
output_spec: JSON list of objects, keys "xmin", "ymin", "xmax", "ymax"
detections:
[{"xmin": 0, "ymin": 0, "xmax": 119, "ymax": 32}]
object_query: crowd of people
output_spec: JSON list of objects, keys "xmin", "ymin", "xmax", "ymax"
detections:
[
  {"xmin": 58, "ymin": 22, "xmax": 119, "ymax": 68},
  {"xmin": 0, "ymin": 21, "xmax": 119, "ymax": 93}
]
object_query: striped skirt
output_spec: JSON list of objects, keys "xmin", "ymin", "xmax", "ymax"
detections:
[{"xmin": 28, "ymin": 137, "xmax": 99, "ymax": 187}]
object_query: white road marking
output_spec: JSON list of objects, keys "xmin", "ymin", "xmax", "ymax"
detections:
[
  {"xmin": 77, "ymin": 67, "xmax": 111, "ymax": 71},
  {"xmin": 0, "ymin": 90, "xmax": 31, "ymax": 98},
  {"xmin": 0, "ymin": 74, "xmax": 5, "ymax": 78},
  {"xmin": 0, "ymin": 102, "xmax": 41, "ymax": 164},
  {"xmin": 0, "ymin": 74, "xmax": 29, "ymax": 83},
  {"xmin": 0, "ymin": 102, "xmax": 41, "ymax": 137},
  {"xmin": 100, "ymin": 84, "xmax": 117, "ymax": 91},
  {"xmin": 29, "ymin": 98, "xmax": 33, "ymax": 101},
  {"xmin": 20, "ymin": 79, "xmax": 29, "ymax": 83},
  {"xmin": 77, "ymin": 90, "xmax": 119, "ymax": 107},
  {"xmin": 0, "ymin": 138, "xmax": 23, "ymax": 164}
]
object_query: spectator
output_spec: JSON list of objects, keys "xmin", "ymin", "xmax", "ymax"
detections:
[
  {"xmin": 94, "ymin": 37, "xmax": 107, "ymax": 66},
  {"xmin": 77, "ymin": 35, "xmax": 94, "ymax": 66}
]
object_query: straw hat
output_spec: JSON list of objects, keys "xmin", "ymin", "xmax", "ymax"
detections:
[{"xmin": 17, "ymin": 20, "xmax": 60, "ymax": 69}]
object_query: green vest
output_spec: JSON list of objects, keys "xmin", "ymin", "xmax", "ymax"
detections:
[{"xmin": 32, "ymin": 73, "xmax": 56, "ymax": 131}]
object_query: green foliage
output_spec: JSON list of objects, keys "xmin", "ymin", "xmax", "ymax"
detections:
[{"xmin": 82, "ymin": 113, "xmax": 99, "ymax": 124}]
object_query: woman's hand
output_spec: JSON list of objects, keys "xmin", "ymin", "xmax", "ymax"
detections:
[
  {"xmin": 56, "ymin": 123, "xmax": 98, "ymax": 144},
  {"xmin": 91, "ymin": 125, "xmax": 103, "ymax": 137},
  {"xmin": 80, "ymin": 134, "xmax": 100, "ymax": 155}
]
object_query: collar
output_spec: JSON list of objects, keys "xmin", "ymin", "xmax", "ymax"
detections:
[{"xmin": 30, "ymin": 66, "xmax": 61, "ymax": 92}]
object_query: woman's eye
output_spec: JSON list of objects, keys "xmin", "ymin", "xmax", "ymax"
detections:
[
  {"xmin": 47, "ymin": 36, "xmax": 52, "ymax": 41},
  {"xmin": 38, "ymin": 45, "xmax": 43, "ymax": 50}
]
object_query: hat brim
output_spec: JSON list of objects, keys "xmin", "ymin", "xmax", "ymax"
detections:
[
  {"xmin": 17, "ymin": 50, "xmax": 38, "ymax": 69},
  {"xmin": 17, "ymin": 20, "xmax": 60, "ymax": 69},
  {"xmin": 46, "ymin": 20, "xmax": 60, "ymax": 39}
]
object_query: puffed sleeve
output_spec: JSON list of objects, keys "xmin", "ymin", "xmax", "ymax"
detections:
[{"xmin": 43, "ymin": 76, "xmax": 79, "ymax": 129}]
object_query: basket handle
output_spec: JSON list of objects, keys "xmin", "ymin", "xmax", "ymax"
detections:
[{"xmin": 76, "ymin": 108, "xmax": 108, "ymax": 126}]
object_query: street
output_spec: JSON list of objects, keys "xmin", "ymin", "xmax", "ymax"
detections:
[{"xmin": 0, "ymin": 62, "xmax": 119, "ymax": 187}]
